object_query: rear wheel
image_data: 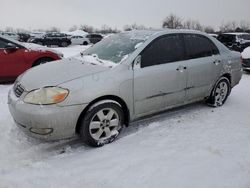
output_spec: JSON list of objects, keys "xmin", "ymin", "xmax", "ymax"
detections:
[
  {"xmin": 83, "ymin": 41, "xmax": 88, "ymax": 45},
  {"xmin": 61, "ymin": 41, "xmax": 68, "ymax": 47},
  {"xmin": 80, "ymin": 101, "xmax": 124, "ymax": 147},
  {"xmin": 206, "ymin": 77, "xmax": 231, "ymax": 107}
]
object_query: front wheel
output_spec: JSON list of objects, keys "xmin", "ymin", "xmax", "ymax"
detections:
[
  {"xmin": 206, "ymin": 77, "xmax": 231, "ymax": 107},
  {"xmin": 80, "ymin": 101, "xmax": 124, "ymax": 147}
]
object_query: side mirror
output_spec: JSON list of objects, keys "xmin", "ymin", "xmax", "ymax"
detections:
[
  {"xmin": 133, "ymin": 55, "xmax": 141, "ymax": 69},
  {"xmin": 4, "ymin": 43, "xmax": 19, "ymax": 53}
]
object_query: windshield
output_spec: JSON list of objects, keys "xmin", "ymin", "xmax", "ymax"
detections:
[
  {"xmin": 0, "ymin": 35, "xmax": 25, "ymax": 47},
  {"xmin": 81, "ymin": 33, "xmax": 145, "ymax": 64}
]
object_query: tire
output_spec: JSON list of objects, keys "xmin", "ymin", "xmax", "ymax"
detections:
[
  {"xmin": 80, "ymin": 101, "xmax": 124, "ymax": 147},
  {"xmin": 206, "ymin": 77, "xmax": 231, "ymax": 107},
  {"xmin": 83, "ymin": 41, "xmax": 88, "ymax": 45},
  {"xmin": 61, "ymin": 41, "xmax": 68, "ymax": 47},
  {"xmin": 32, "ymin": 57, "xmax": 54, "ymax": 67}
]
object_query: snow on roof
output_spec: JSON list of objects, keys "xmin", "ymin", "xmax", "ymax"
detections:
[
  {"xmin": 224, "ymin": 32, "xmax": 250, "ymax": 35},
  {"xmin": 242, "ymin": 47, "xmax": 250, "ymax": 59},
  {"xmin": 63, "ymin": 30, "xmax": 88, "ymax": 36}
]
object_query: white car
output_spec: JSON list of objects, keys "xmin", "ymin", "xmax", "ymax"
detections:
[
  {"xmin": 0, "ymin": 32, "xmax": 20, "ymax": 41},
  {"xmin": 70, "ymin": 35, "xmax": 90, "ymax": 45},
  {"xmin": 242, "ymin": 47, "xmax": 250, "ymax": 72}
]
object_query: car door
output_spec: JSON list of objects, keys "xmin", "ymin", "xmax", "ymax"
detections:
[
  {"xmin": 0, "ymin": 38, "xmax": 26, "ymax": 81},
  {"xmin": 90, "ymin": 35, "xmax": 97, "ymax": 43},
  {"xmin": 133, "ymin": 34, "xmax": 188, "ymax": 117},
  {"xmin": 183, "ymin": 34, "xmax": 223, "ymax": 101},
  {"xmin": 44, "ymin": 34, "xmax": 54, "ymax": 46}
]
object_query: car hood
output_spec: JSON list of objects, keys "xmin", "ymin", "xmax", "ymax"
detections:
[{"xmin": 19, "ymin": 58, "xmax": 109, "ymax": 91}]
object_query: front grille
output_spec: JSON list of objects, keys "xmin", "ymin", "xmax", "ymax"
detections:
[{"xmin": 14, "ymin": 83, "xmax": 25, "ymax": 98}]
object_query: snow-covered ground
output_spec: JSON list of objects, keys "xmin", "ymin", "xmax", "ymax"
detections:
[{"xmin": 1, "ymin": 46, "xmax": 250, "ymax": 188}]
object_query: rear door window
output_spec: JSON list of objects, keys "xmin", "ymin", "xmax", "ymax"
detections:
[{"xmin": 184, "ymin": 34, "xmax": 218, "ymax": 59}]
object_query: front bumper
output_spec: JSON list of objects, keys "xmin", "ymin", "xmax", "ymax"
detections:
[{"xmin": 8, "ymin": 88, "xmax": 87, "ymax": 141}]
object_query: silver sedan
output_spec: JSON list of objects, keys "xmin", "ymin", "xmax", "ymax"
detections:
[{"xmin": 8, "ymin": 29, "xmax": 242, "ymax": 147}]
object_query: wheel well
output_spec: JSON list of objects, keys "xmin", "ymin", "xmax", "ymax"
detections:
[
  {"xmin": 32, "ymin": 57, "xmax": 55, "ymax": 67},
  {"xmin": 75, "ymin": 95, "xmax": 130, "ymax": 134},
  {"xmin": 221, "ymin": 73, "xmax": 231, "ymax": 84}
]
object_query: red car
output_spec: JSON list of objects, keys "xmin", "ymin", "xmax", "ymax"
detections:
[{"xmin": 0, "ymin": 36, "xmax": 63, "ymax": 83}]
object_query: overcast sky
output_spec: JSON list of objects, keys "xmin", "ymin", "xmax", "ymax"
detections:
[{"xmin": 1, "ymin": 0, "xmax": 250, "ymax": 31}]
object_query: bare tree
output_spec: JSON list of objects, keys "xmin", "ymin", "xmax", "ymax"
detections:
[
  {"xmin": 123, "ymin": 23, "xmax": 147, "ymax": 31},
  {"xmin": 79, "ymin": 24, "xmax": 94, "ymax": 33},
  {"xmin": 162, "ymin": 14, "xmax": 183, "ymax": 29},
  {"xmin": 204, "ymin": 26, "xmax": 215, "ymax": 33},
  {"xmin": 183, "ymin": 20, "xmax": 192, "ymax": 29},
  {"xmin": 5, "ymin": 27, "xmax": 15, "ymax": 32},
  {"xmin": 183, "ymin": 20, "xmax": 204, "ymax": 31},
  {"xmin": 46, "ymin": 27, "xmax": 60, "ymax": 33},
  {"xmin": 240, "ymin": 20, "xmax": 250, "ymax": 32},
  {"xmin": 69, "ymin": 25, "xmax": 78, "ymax": 32},
  {"xmin": 219, "ymin": 21, "xmax": 237, "ymax": 32},
  {"xmin": 97, "ymin": 25, "xmax": 120, "ymax": 34}
]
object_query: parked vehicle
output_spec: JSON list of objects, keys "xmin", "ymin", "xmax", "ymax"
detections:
[
  {"xmin": 0, "ymin": 32, "xmax": 20, "ymax": 41},
  {"xmin": 70, "ymin": 35, "xmax": 90, "ymax": 45},
  {"xmin": 29, "ymin": 33, "xmax": 71, "ymax": 47},
  {"xmin": 86, "ymin": 34, "xmax": 103, "ymax": 44},
  {"xmin": 217, "ymin": 33, "xmax": 250, "ymax": 52},
  {"xmin": 0, "ymin": 36, "xmax": 63, "ymax": 83},
  {"xmin": 8, "ymin": 30, "xmax": 242, "ymax": 147},
  {"xmin": 17, "ymin": 33, "xmax": 31, "ymax": 42},
  {"xmin": 242, "ymin": 47, "xmax": 250, "ymax": 72}
]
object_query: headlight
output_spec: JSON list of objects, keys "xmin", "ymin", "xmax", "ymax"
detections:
[{"xmin": 24, "ymin": 87, "xmax": 69, "ymax": 105}]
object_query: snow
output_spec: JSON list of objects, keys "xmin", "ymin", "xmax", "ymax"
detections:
[
  {"xmin": 62, "ymin": 30, "xmax": 88, "ymax": 37},
  {"xmin": 1, "ymin": 46, "xmax": 250, "ymax": 188},
  {"xmin": 73, "ymin": 54, "xmax": 117, "ymax": 68},
  {"xmin": 54, "ymin": 45, "xmax": 90, "ymax": 58},
  {"xmin": 242, "ymin": 47, "xmax": 250, "ymax": 59}
]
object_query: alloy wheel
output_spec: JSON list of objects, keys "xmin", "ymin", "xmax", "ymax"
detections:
[{"xmin": 89, "ymin": 108, "xmax": 120, "ymax": 141}]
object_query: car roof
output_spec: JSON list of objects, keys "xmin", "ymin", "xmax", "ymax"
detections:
[{"xmin": 121, "ymin": 29, "xmax": 207, "ymax": 40}]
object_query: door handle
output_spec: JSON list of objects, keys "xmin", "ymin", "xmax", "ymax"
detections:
[{"xmin": 176, "ymin": 66, "xmax": 187, "ymax": 71}]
